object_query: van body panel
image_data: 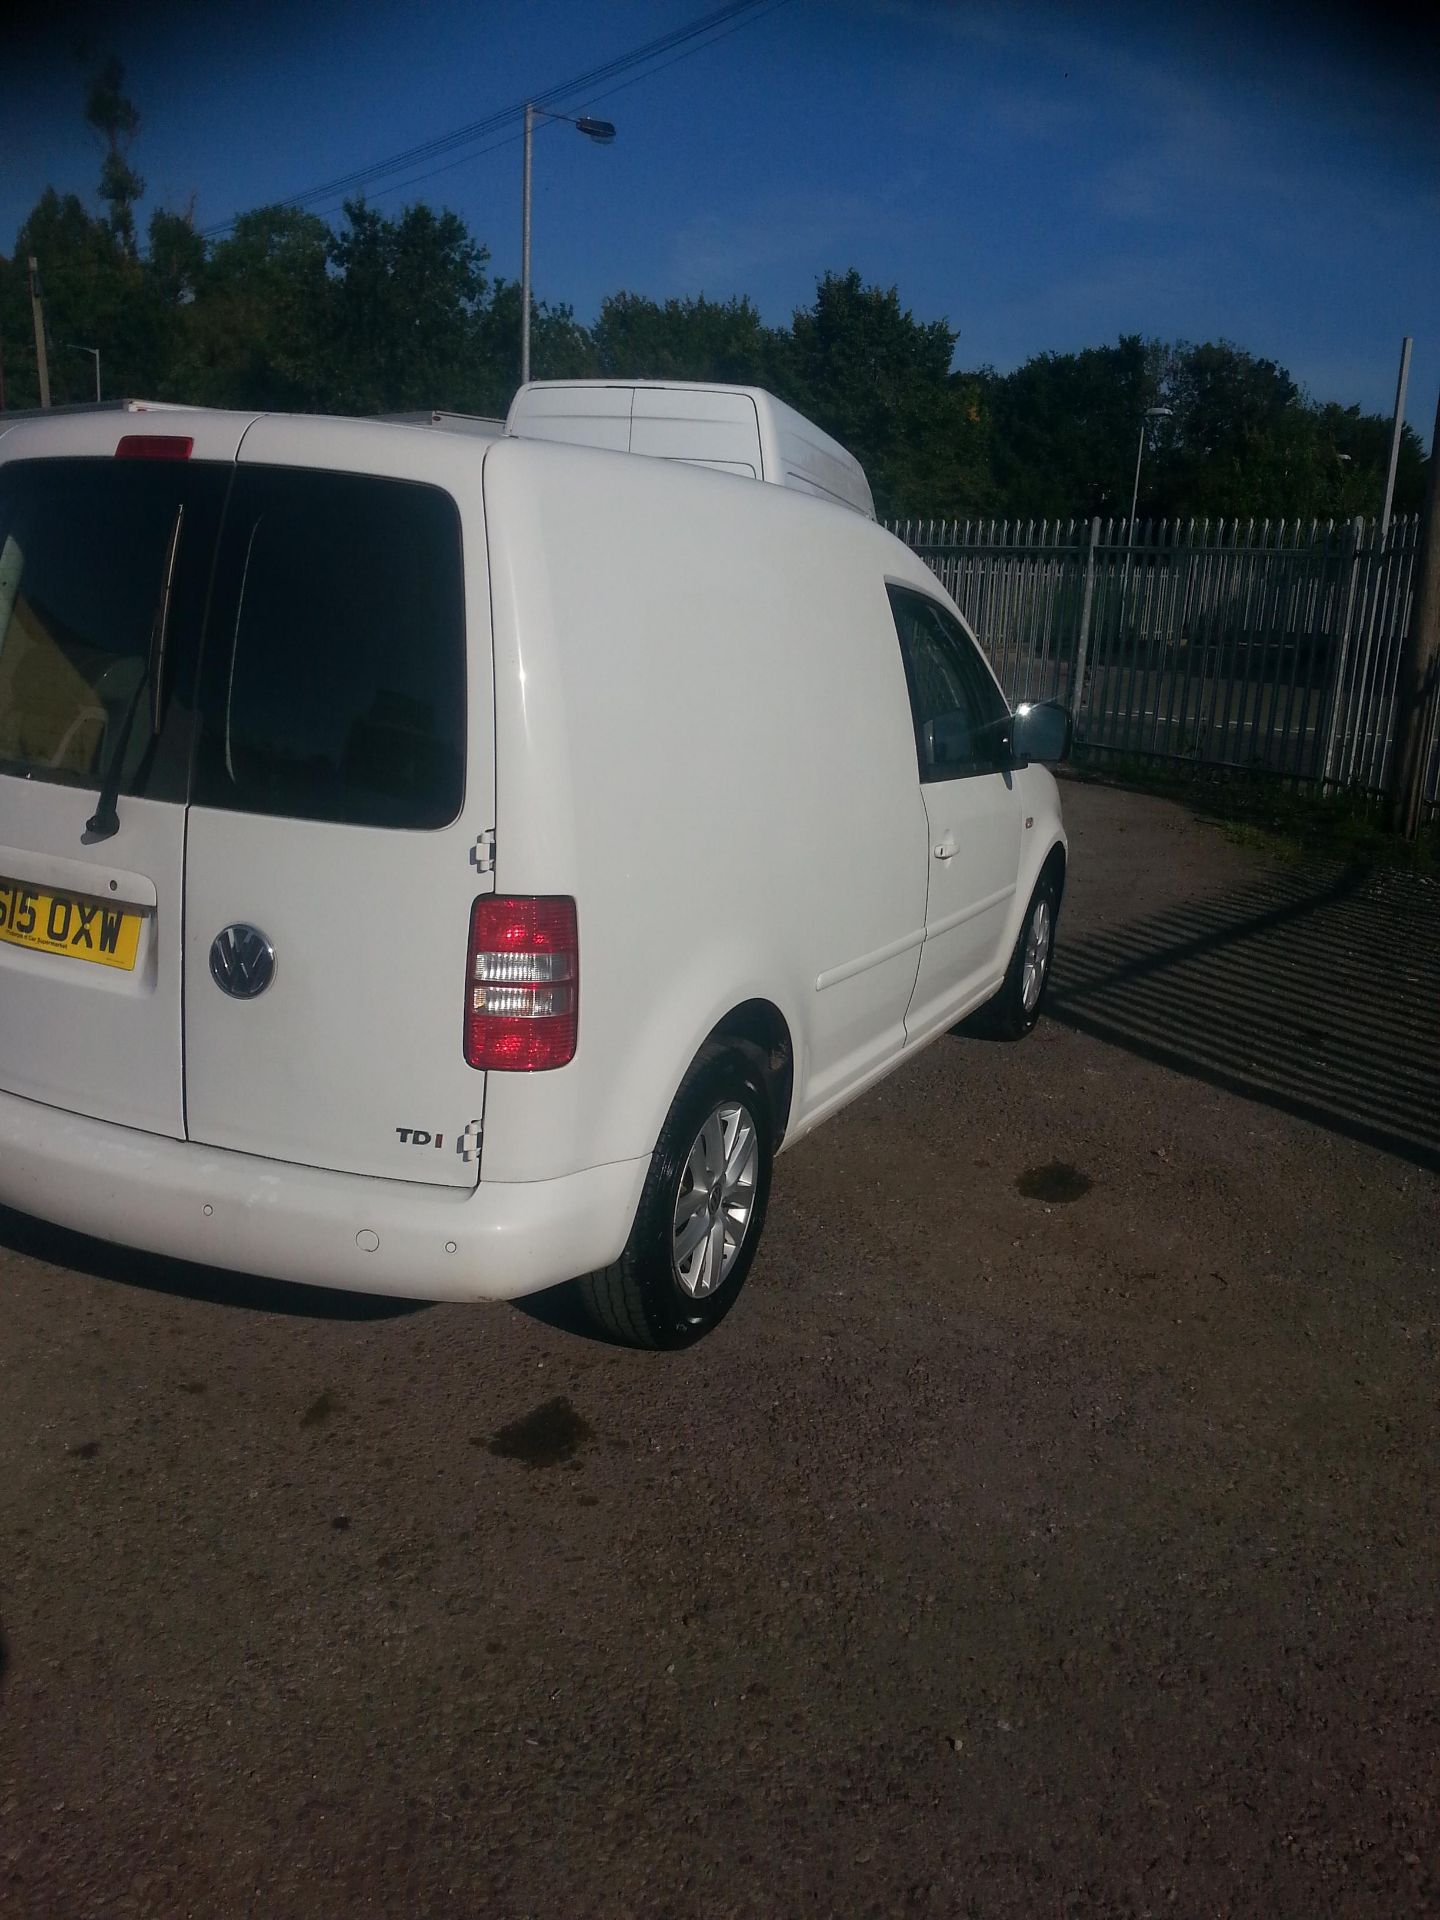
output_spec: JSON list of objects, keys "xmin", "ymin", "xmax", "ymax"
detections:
[
  {"xmin": 177, "ymin": 416, "xmax": 495, "ymax": 1190},
  {"xmin": 182, "ymin": 811, "xmax": 488, "ymax": 1185},
  {"xmin": 478, "ymin": 436, "xmax": 925, "ymax": 1183}
]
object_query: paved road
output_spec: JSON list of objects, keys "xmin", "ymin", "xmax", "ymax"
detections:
[{"xmin": 2, "ymin": 783, "xmax": 1437, "ymax": 1918}]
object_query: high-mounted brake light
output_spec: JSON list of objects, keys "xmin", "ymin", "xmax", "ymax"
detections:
[
  {"xmin": 465, "ymin": 896, "xmax": 578, "ymax": 1071},
  {"xmin": 115, "ymin": 434, "xmax": 194, "ymax": 461}
]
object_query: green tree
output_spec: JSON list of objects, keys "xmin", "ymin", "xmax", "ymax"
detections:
[
  {"xmin": 476, "ymin": 280, "xmax": 595, "ymax": 414},
  {"xmin": 171, "ymin": 205, "xmax": 332, "ymax": 409},
  {"xmin": 0, "ymin": 250, "xmax": 39, "ymax": 410},
  {"xmin": 9, "ymin": 188, "xmax": 166, "ymax": 403},
  {"xmin": 147, "ymin": 204, "xmax": 206, "ymax": 308},
  {"xmin": 1137, "ymin": 341, "xmax": 1426, "ymax": 522},
  {"xmin": 85, "ymin": 56, "xmax": 145, "ymax": 257},
  {"xmin": 1148, "ymin": 340, "xmax": 1299, "ymax": 516},
  {"xmin": 1310, "ymin": 400, "xmax": 1427, "ymax": 517},
  {"xmin": 783, "ymin": 270, "xmax": 984, "ymax": 517},
  {"xmin": 988, "ymin": 336, "xmax": 1153, "ymax": 520},
  {"xmin": 325, "ymin": 199, "xmax": 492, "ymax": 415},
  {"xmin": 591, "ymin": 291, "xmax": 780, "ymax": 385}
]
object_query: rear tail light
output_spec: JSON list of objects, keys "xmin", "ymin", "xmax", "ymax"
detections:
[
  {"xmin": 465, "ymin": 896, "xmax": 578, "ymax": 1071},
  {"xmin": 115, "ymin": 434, "xmax": 194, "ymax": 460}
]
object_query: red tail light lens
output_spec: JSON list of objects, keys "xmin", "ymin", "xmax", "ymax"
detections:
[
  {"xmin": 465, "ymin": 896, "xmax": 578, "ymax": 1070},
  {"xmin": 115, "ymin": 434, "xmax": 194, "ymax": 460}
]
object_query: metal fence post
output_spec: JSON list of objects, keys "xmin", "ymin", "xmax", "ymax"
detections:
[
  {"xmin": 1070, "ymin": 517, "xmax": 1101, "ymax": 736},
  {"xmin": 1388, "ymin": 382, "xmax": 1440, "ymax": 837}
]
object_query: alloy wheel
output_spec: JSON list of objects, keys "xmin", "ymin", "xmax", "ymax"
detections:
[{"xmin": 671, "ymin": 1100, "xmax": 760, "ymax": 1298}]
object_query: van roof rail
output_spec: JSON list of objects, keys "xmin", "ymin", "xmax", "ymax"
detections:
[{"xmin": 375, "ymin": 410, "xmax": 506, "ymax": 438}]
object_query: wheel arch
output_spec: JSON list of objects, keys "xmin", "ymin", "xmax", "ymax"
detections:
[{"xmin": 699, "ymin": 998, "xmax": 796, "ymax": 1148}]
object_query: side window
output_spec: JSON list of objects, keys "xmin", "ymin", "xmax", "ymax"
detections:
[
  {"xmin": 886, "ymin": 584, "xmax": 1010, "ymax": 781},
  {"xmin": 194, "ymin": 468, "xmax": 465, "ymax": 830}
]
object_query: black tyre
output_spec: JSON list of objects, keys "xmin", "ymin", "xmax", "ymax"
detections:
[
  {"xmin": 575, "ymin": 1044, "xmax": 774, "ymax": 1349},
  {"xmin": 972, "ymin": 865, "xmax": 1061, "ymax": 1040}
]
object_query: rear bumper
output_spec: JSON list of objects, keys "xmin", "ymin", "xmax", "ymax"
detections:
[{"xmin": 0, "ymin": 1088, "xmax": 649, "ymax": 1302}]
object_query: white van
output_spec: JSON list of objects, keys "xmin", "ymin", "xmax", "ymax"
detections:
[
  {"xmin": 506, "ymin": 379, "xmax": 877, "ymax": 518},
  {"xmin": 0, "ymin": 402, "xmax": 1068, "ymax": 1346}
]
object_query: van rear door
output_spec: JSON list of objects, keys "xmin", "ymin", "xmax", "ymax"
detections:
[
  {"xmin": 0, "ymin": 424, "xmax": 238, "ymax": 1137},
  {"xmin": 181, "ymin": 424, "xmax": 493, "ymax": 1188}
]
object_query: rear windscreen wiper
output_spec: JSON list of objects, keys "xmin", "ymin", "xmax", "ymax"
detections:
[{"xmin": 85, "ymin": 503, "xmax": 184, "ymax": 842}]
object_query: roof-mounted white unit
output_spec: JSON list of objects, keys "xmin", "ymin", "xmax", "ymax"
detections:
[{"xmin": 505, "ymin": 379, "xmax": 876, "ymax": 520}]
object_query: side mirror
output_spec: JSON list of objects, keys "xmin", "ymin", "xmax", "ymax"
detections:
[{"xmin": 1011, "ymin": 698, "xmax": 1072, "ymax": 765}]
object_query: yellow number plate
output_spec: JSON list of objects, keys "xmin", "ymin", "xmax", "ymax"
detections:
[{"xmin": 0, "ymin": 879, "xmax": 143, "ymax": 971}]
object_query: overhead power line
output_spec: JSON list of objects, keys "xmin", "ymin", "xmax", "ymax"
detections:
[
  {"xmin": 200, "ymin": 0, "xmax": 778, "ymax": 238},
  {"xmin": 302, "ymin": 0, "xmax": 794, "ymax": 222}
]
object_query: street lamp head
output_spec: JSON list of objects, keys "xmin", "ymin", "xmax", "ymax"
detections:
[
  {"xmin": 1145, "ymin": 406, "xmax": 1173, "ymax": 420},
  {"xmin": 574, "ymin": 117, "xmax": 616, "ymax": 143}
]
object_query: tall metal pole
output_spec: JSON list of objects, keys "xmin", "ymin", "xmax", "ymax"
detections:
[
  {"xmin": 27, "ymin": 256, "xmax": 50, "ymax": 409},
  {"xmin": 520, "ymin": 103, "xmax": 534, "ymax": 389},
  {"xmin": 1387, "ymin": 383, "xmax": 1440, "ymax": 839},
  {"xmin": 66, "ymin": 345, "xmax": 102, "ymax": 402},
  {"xmin": 1379, "ymin": 335, "xmax": 1412, "ymax": 542},
  {"xmin": 1123, "ymin": 420, "xmax": 1148, "ymax": 626},
  {"xmin": 1128, "ymin": 419, "xmax": 1146, "ymax": 537}
]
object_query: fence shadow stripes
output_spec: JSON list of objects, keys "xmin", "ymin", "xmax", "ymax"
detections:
[{"xmin": 1045, "ymin": 863, "xmax": 1440, "ymax": 1171}]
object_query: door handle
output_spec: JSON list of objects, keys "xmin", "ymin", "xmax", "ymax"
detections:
[{"xmin": 933, "ymin": 837, "xmax": 957, "ymax": 860}]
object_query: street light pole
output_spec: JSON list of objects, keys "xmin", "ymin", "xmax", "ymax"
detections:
[
  {"xmin": 1129, "ymin": 406, "xmax": 1172, "ymax": 536},
  {"xmin": 27, "ymin": 257, "xmax": 50, "ymax": 409},
  {"xmin": 1123, "ymin": 405, "xmax": 1172, "ymax": 628},
  {"xmin": 519, "ymin": 104, "xmax": 615, "ymax": 392},
  {"xmin": 520, "ymin": 104, "xmax": 534, "ymax": 389},
  {"xmin": 64, "ymin": 344, "xmax": 101, "ymax": 403},
  {"xmin": 1379, "ymin": 335, "xmax": 1412, "ymax": 543}
]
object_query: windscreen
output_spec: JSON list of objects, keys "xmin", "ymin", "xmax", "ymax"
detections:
[{"xmin": 0, "ymin": 457, "xmax": 225, "ymax": 801}]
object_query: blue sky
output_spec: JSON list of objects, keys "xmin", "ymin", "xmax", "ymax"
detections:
[{"xmin": 5, "ymin": 0, "xmax": 1438, "ymax": 442}]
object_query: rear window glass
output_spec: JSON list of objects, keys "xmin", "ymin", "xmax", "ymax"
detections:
[
  {"xmin": 0, "ymin": 457, "xmax": 224, "ymax": 800},
  {"xmin": 195, "ymin": 467, "xmax": 465, "ymax": 830}
]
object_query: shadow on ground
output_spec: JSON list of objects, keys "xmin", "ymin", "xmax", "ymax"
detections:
[
  {"xmin": 1045, "ymin": 860, "xmax": 1440, "ymax": 1171},
  {"xmin": 512, "ymin": 1281, "xmax": 631, "ymax": 1346},
  {"xmin": 0, "ymin": 1206, "xmax": 428, "ymax": 1320}
]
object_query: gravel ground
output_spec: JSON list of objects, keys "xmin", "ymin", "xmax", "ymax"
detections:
[{"xmin": 2, "ymin": 780, "xmax": 1437, "ymax": 1919}]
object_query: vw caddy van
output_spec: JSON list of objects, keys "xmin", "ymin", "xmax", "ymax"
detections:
[{"xmin": 0, "ymin": 395, "xmax": 1068, "ymax": 1346}]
